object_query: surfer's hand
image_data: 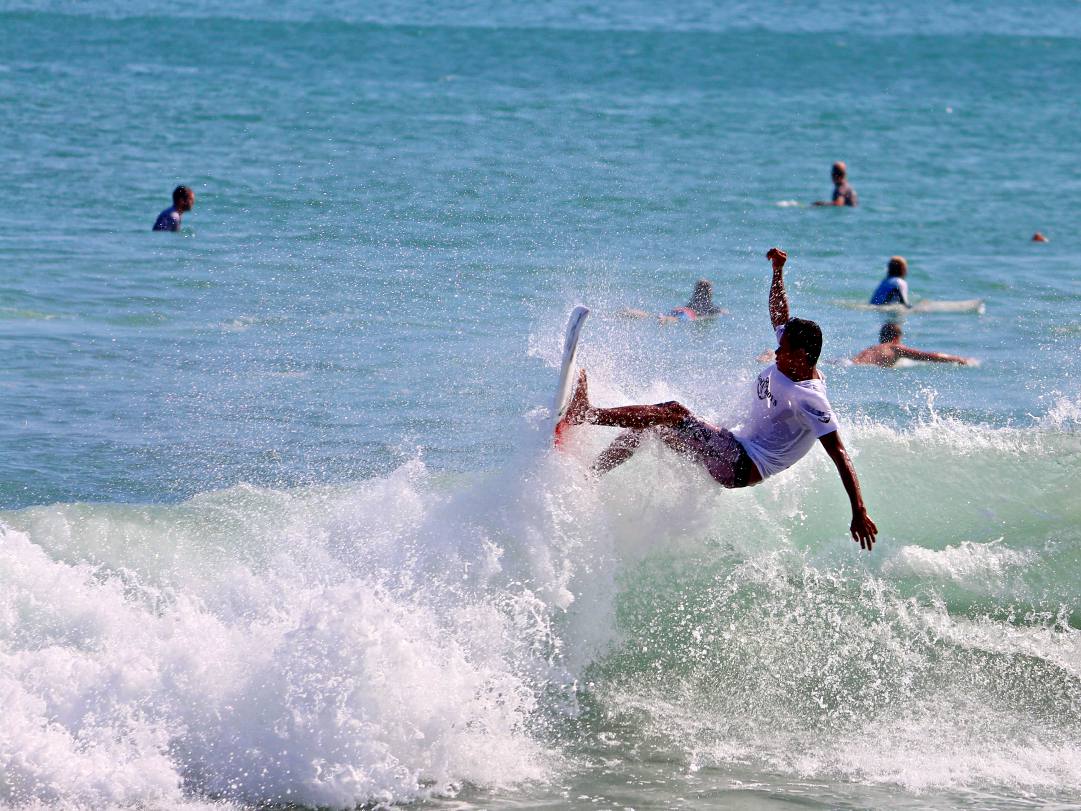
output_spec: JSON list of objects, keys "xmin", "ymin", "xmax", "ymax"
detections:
[
  {"xmin": 766, "ymin": 247, "xmax": 787, "ymax": 271},
  {"xmin": 850, "ymin": 510, "xmax": 878, "ymax": 551}
]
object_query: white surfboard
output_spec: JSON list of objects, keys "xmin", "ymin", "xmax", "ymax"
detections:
[
  {"xmin": 835, "ymin": 298, "xmax": 986, "ymax": 315},
  {"xmin": 552, "ymin": 305, "xmax": 590, "ymax": 446},
  {"xmin": 910, "ymin": 299, "xmax": 986, "ymax": 314}
]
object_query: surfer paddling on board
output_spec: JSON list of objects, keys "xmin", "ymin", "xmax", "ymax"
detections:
[
  {"xmin": 622, "ymin": 279, "xmax": 728, "ymax": 323},
  {"xmin": 852, "ymin": 323, "xmax": 972, "ymax": 367},
  {"xmin": 662, "ymin": 279, "xmax": 727, "ymax": 322},
  {"xmin": 563, "ymin": 248, "xmax": 878, "ymax": 550}
]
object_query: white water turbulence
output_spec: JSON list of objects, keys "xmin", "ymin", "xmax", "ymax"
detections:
[
  {"xmin": 2, "ymin": 389, "xmax": 1081, "ymax": 809},
  {"xmin": 0, "ymin": 463, "xmax": 567, "ymax": 809}
]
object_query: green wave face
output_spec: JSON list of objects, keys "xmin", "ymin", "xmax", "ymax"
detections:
[{"xmin": 3, "ymin": 418, "xmax": 1079, "ymax": 807}]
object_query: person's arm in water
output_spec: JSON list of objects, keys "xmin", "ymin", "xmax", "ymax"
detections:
[
  {"xmin": 767, "ymin": 248, "xmax": 789, "ymax": 327},
  {"xmin": 895, "ymin": 346, "xmax": 970, "ymax": 365},
  {"xmin": 818, "ymin": 432, "xmax": 878, "ymax": 550},
  {"xmin": 813, "ymin": 188, "xmax": 853, "ymax": 207}
]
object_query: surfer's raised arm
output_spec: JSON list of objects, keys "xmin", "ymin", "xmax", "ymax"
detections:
[{"xmin": 767, "ymin": 247, "xmax": 790, "ymax": 327}]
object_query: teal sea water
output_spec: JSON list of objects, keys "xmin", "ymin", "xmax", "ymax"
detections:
[{"xmin": 2, "ymin": 2, "xmax": 1080, "ymax": 808}]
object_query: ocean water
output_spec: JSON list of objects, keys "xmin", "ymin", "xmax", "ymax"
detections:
[{"xmin": 1, "ymin": 2, "xmax": 1080, "ymax": 808}]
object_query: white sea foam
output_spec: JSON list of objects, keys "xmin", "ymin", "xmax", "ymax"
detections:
[
  {"xmin": 1039, "ymin": 395, "xmax": 1081, "ymax": 430},
  {"xmin": 881, "ymin": 539, "xmax": 1035, "ymax": 588},
  {"xmin": 0, "ymin": 463, "xmax": 558, "ymax": 809},
  {"xmin": 611, "ymin": 547, "xmax": 1081, "ymax": 797},
  {"xmin": 824, "ymin": 693, "xmax": 1081, "ymax": 794},
  {"xmin": 1, "ymin": 411, "xmax": 1078, "ymax": 807}
]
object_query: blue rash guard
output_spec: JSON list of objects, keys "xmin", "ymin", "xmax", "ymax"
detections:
[
  {"xmin": 152, "ymin": 206, "xmax": 181, "ymax": 232},
  {"xmin": 869, "ymin": 276, "xmax": 910, "ymax": 307}
]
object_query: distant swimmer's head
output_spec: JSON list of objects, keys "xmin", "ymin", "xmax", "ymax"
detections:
[
  {"xmin": 887, "ymin": 256, "xmax": 908, "ymax": 278},
  {"xmin": 777, "ymin": 317, "xmax": 823, "ymax": 376},
  {"xmin": 173, "ymin": 185, "xmax": 195, "ymax": 213},
  {"xmin": 831, "ymin": 161, "xmax": 847, "ymax": 182},
  {"xmin": 688, "ymin": 279, "xmax": 716, "ymax": 313},
  {"xmin": 879, "ymin": 322, "xmax": 902, "ymax": 343}
]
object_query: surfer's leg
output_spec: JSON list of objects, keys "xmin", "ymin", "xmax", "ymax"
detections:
[
  {"xmin": 591, "ymin": 430, "xmax": 644, "ymax": 474},
  {"xmin": 568, "ymin": 370, "xmax": 692, "ymax": 430},
  {"xmin": 565, "ymin": 369, "xmax": 592, "ymax": 425}
]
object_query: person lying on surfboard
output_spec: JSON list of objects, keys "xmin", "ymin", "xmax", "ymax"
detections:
[
  {"xmin": 664, "ymin": 279, "xmax": 727, "ymax": 322},
  {"xmin": 851, "ymin": 323, "xmax": 972, "ymax": 367},
  {"xmin": 563, "ymin": 248, "xmax": 879, "ymax": 551},
  {"xmin": 622, "ymin": 279, "xmax": 728, "ymax": 323}
]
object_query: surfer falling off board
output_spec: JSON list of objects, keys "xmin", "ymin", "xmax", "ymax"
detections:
[{"xmin": 560, "ymin": 248, "xmax": 879, "ymax": 551}]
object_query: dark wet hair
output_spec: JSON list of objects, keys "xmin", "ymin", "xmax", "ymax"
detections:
[
  {"xmin": 784, "ymin": 317, "xmax": 823, "ymax": 365},
  {"xmin": 688, "ymin": 279, "xmax": 720, "ymax": 315},
  {"xmin": 887, "ymin": 256, "xmax": 907, "ymax": 277},
  {"xmin": 879, "ymin": 322, "xmax": 902, "ymax": 343},
  {"xmin": 172, "ymin": 185, "xmax": 193, "ymax": 204}
]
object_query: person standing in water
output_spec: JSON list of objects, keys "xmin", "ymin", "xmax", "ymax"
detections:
[
  {"xmin": 152, "ymin": 185, "xmax": 195, "ymax": 232},
  {"xmin": 869, "ymin": 256, "xmax": 911, "ymax": 307},
  {"xmin": 852, "ymin": 323, "xmax": 972, "ymax": 367},
  {"xmin": 813, "ymin": 161, "xmax": 858, "ymax": 207},
  {"xmin": 564, "ymin": 248, "xmax": 878, "ymax": 551}
]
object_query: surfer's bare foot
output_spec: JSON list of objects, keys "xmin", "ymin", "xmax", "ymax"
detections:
[{"xmin": 566, "ymin": 369, "xmax": 591, "ymax": 424}]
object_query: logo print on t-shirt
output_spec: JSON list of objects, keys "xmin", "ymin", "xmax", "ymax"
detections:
[
  {"xmin": 806, "ymin": 406, "xmax": 831, "ymax": 423},
  {"xmin": 757, "ymin": 374, "xmax": 776, "ymax": 406}
]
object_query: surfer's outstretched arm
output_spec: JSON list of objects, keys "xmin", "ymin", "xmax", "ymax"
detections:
[
  {"xmin": 896, "ymin": 346, "xmax": 970, "ymax": 365},
  {"xmin": 767, "ymin": 248, "xmax": 790, "ymax": 327},
  {"xmin": 818, "ymin": 432, "xmax": 878, "ymax": 551}
]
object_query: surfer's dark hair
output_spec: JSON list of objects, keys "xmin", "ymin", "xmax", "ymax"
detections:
[
  {"xmin": 172, "ymin": 185, "xmax": 193, "ymax": 204},
  {"xmin": 784, "ymin": 317, "xmax": 823, "ymax": 365},
  {"xmin": 879, "ymin": 322, "xmax": 902, "ymax": 343},
  {"xmin": 689, "ymin": 279, "xmax": 716, "ymax": 313}
]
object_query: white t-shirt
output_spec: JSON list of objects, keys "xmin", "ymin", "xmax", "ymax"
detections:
[{"xmin": 734, "ymin": 327, "xmax": 838, "ymax": 478}]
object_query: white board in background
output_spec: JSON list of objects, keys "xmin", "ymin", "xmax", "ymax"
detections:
[{"xmin": 834, "ymin": 298, "xmax": 986, "ymax": 315}]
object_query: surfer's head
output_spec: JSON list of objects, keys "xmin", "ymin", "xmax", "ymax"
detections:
[
  {"xmin": 831, "ymin": 161, "xmax": 847, "ymax": 182},
  {"xmin": 887, "ymin": 256, "xmax": 907, "ymax": 278},
  {"xmin": 777, "ymin": 317, "xmax": 823, "ymax": 376},
  {"xmin": 879, "ymin": 322, "xmax": 902, "ymax": 343},
  {"xmin": 689, "ymin": 279, "xmax": 715, "ymax": 313},
  {"xmin": 172, "ymin": 185, "xmax": 195, "ymax": 213}
]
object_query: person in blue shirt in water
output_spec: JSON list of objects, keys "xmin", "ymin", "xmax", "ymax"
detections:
[
  {"xmin": 152, "ymin": 185, "xmax": 195, "ymax": 232},
  {"xmin": 869, "ymin": 256, "xmax": 911, "ymax": 307}
]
